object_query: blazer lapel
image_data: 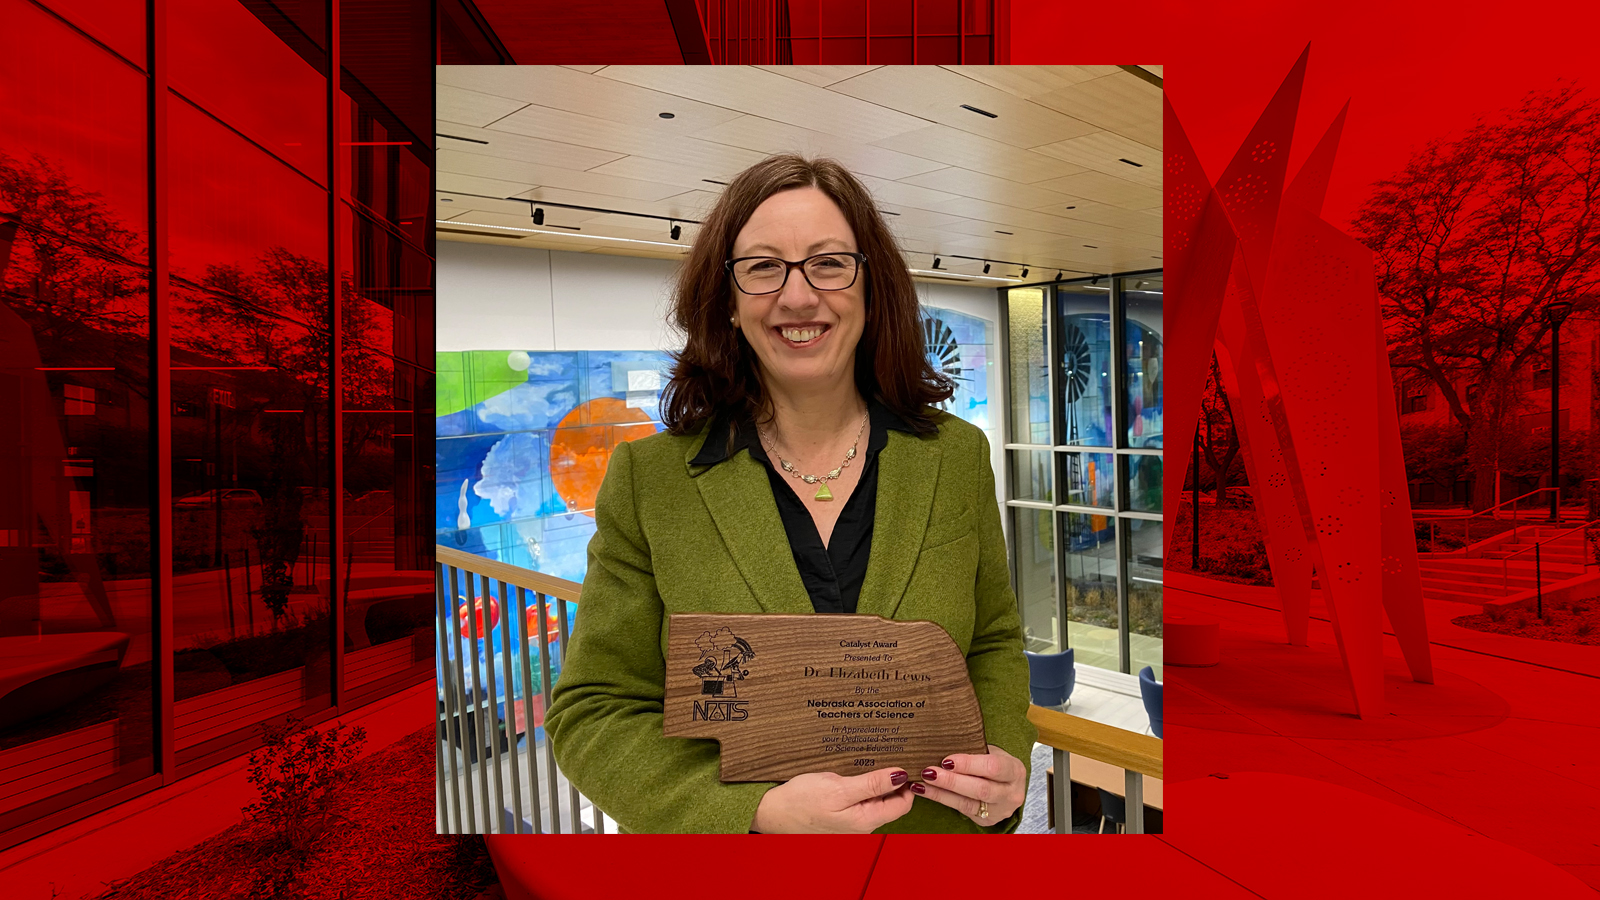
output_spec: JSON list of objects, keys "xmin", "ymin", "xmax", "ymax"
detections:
[
  {"xmin": 689, "ymin": 443, "xmax": 814, "ymax": 615},
  {"xmin": 856, "ymin": 429, "xmax": 941, "ymax": 620}
]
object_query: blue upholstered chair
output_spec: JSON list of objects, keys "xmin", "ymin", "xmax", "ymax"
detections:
[
  {"xmin": 1025, "ymin": 648, "xmax": 1075, "ymax": 710},
  {"xmin": 1139, "ymin": 665, "xmax": 1163, "ymax": 738}
]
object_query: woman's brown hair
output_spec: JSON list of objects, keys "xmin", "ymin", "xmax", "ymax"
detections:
[{"xmin": 661, "ymin": 154, "xmax": 954, "ymax": 436}]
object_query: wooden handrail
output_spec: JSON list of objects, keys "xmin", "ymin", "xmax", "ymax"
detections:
[
  {"xmin": 435, "ymin": 545, "xmax": 583, "ymax": 602},
  {"xmin": 1028, "ymin": 705, "xmax": 1162, "ymax": 780}
]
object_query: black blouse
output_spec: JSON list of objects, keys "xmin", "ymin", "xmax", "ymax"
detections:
[{"xmin": 689, "ymin": 398, "xmax": 915, "ymax": 614}]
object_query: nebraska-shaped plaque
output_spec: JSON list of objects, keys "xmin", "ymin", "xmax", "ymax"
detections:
[{"xmin": 663, "ymin": 613, "xmax": 988, "ymax": 783}]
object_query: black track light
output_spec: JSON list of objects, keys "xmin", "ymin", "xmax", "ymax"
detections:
[
  {"xmin": 1055, "ymin": 271, "xmax": 1063, "ymax": 282},
  {"xmin": 982, "ymin": 261, "xmax": 991, "ymax": 274},
  {"xmin": 532, "ymin": 207, "xmax": 544, "ymax": 225},
  {"xmin": 932, "ymin": 256, "xmax": 942, "ymax": 269},
  {"xmin": 670, "ymin": 221, "xmax": 681, "ymax": 241},
  {"xmin": 1092, "ymin": 275, "xmax": 1101, "ymax": 286},
  {"xmin": 1020, "ymin": 268, "xmax": 1029, "ymax": 279}
]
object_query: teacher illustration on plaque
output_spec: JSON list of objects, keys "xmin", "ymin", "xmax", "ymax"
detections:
[{"xmin": 543, "ymin": 154, "xmax": 1036, "ymax": 833}]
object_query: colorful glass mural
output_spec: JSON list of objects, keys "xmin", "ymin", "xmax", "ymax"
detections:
[{"xmin": 436, "ymin": 306, "xmax": 991, "ymax": 584}]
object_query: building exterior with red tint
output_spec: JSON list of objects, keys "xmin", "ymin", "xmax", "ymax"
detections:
[
  {"xmin": 0, "ymin": 0, "xmax": 434, "ymax": 850},
  {"xmin": 441, "ymin": 0, "xmax": 1003, "ymax": 65}
]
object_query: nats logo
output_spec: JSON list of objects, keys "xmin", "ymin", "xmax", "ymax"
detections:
[{"xmin": 690, "ymin": 627, "xmax": 755, "ymax": 721}]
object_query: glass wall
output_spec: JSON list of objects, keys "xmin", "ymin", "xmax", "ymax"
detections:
[
  {"xmin": 0, "ymin": 0, "xmax": 433, "ymax": 848},
  {"xmin": 0, "ymin": 0, "xmax": 156, "ymax": 825},
  {"xmin": 1004, "ymin": 272, "xmax": 1163, "ymax": 677},
  {"xmin": 782, "ymin": 0, "xmax": 995, "ymax": 64}
]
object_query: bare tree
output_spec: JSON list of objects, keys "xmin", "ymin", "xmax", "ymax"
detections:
[{"xmin": 1356, "ymin": 86, "xmax": 1600, "ymax": 510}]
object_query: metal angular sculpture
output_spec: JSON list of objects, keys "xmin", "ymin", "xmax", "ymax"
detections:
[{"xmin": 1168, "ymin": 48, "xmax": 1433, "ymax": 717}]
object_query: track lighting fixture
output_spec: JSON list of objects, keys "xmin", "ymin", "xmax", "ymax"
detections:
[
  {"xmin": 1020, "ymin": 268, "xmax": 1029, "ymax": 278},
  {"xmin": 1055, "ymin": 271, "xmax": 1063, "ymax": 281},
  {"xmin": 532, "ymin": 207, "xmax": 544, "ymax": 225},
  {"xmin": 983, "ymin": 261, "xmax": 991, "ymax": 274},
  {"xmin": 1091, "ymin": 275, "xmax": 1101, "ymax": 286},
  {"xmin": 670, "ymin": 221, "xmax": 681, "ymax": 241},
  {"xmin": 932, "ymin": 256, "xmax": 942, "ymax": 269}
]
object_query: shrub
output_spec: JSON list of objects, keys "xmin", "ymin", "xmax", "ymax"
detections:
[
  {"xmin": 245, "ymin": 716, "xmax": 367, "ymax": 856},
  {"xmin": 1513, "ymin": 613, "xmax": 1529, "ymax": 629},
  {"xmin": 1577, "ymin": 620, "xmax": 1594, "ymax": 637},
  {"xmin": 1486, "ymin": 604, "xmax": 1507, "ymax": 622}
]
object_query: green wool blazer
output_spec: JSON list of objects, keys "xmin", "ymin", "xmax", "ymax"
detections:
[{"xmin": 543, "ymin": 410, "xmax": 1037, "ymax": 834}]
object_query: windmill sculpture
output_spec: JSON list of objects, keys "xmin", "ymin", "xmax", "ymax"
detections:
[
  {"xmin": 922, "ymin": 316, "xmax": 966, "ymax": 411},
  {"xmin": 1060, "ymin": 322, "xmax": 1093, "ymax": 517}
]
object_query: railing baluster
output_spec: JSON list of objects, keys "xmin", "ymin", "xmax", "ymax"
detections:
[
  {"xmin": 536, "ymin": 590, "xmax": 560, "ymax": 833},
  {"xmin": 1052, "ymin": 747, "xmax": 1069, "ymax": 834},
  {"xmin": 464, "ymin": 571, "xmax": 494, "ymax": 832},
  {"xmin": 447, "ymin": 565, "xmax": 478, "ymax": 834},
  {"xmin": 434, "ymin": 564, "xmax": 462, "ymax": 833},
  {"xmin": 1125, "ymin": 770, "xmax": 1144, "ymax": 834},
  {"xmin": 555, "ymin": 592, "xmax": 581, "ymax": 833},
  {"xmin": 479, "ymin": 574, "xmax": 507, "ymax": 834},
  {"xmin": 496, "ymin": 578, "xmax": 524, "ymax": 834},
  {"xmin": 514, "ymin": 586, "xmax": 542, "ymax": 835}
]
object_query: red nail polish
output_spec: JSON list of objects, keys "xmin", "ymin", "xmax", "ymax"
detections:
[
  {"xmin": 910, "ymin": 782, "xmax": 927, "ymax": 795},
  {"xmin": 941, "ymin": 759, "xmax": 955, "ymax": 770},
  {"xmin": 921, "ymin": 767, "xmax": 938, "ymax": 781},
  {"xmin": 890, "ymin": 771, "xmax": 908, "ymax": 785}
]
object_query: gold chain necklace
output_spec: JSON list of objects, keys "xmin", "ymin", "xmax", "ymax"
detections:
[{"xmin": 760, "ymin": 411, "xmax": 869, "ymax": 501}]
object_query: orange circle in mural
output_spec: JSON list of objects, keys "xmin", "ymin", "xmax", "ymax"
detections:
[{"xmin": 549, "ymin": 397, "xmax": 657, "ymax": 517}]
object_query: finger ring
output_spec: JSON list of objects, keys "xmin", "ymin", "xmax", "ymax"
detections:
[{"xmin": 978, "ymin": 801, "xmax": 989, "ymax": 820}]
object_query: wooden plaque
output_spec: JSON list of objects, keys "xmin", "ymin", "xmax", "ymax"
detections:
[{"xmin": 663, "ymin": 613, "xmax": 988, "ymax": 783}]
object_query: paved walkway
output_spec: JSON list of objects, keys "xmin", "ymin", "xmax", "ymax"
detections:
[{"xmin": 1164, "ymin": 571, "xmax": 1600, "ymax": 891}]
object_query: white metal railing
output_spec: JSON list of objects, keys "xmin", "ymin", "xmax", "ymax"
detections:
[
  {"xmin": 435, "ymin": 545, "xmax": 601, "ymax": 834},
  {"xmin": 1497, "ymin": 518, "xmax": 1600, "ymax": 608},
  {"xmin": 1415, "ymin": 487, "xmax": 1558, "ymax": 552}
]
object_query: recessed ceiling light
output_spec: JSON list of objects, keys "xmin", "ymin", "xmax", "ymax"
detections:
[
  {"xmin": 1084, "ymin": 244, "xmax": 1097, "ymax": 249},
  {"xmin": 959, "ymin": 104, "xmax": 998, "ymax": 118},
  {"xmin": 440, "ymin": 198, "xmax": 453, "ymax": 202},
  {"xmin": 1065, "ymin": 205, "xmax": 1076, "ymax": 210},
  {"xmin": 702, "ymin": 179, "xmax": 727, "ymax": 185},
  {"xmin": 1118, "ymin": 158, "xmax": 1143, "ymax": 168},
  {"xmin": 437, "ymin": 133, "xmax": 488, "ymax": 145},
  {"xmin": 994, "ymin": 230, "xmax": 1013, "ymax": 235},
  {"xmin": 659, "ymin": 112, "xmax": 675, "ymax": 119}
]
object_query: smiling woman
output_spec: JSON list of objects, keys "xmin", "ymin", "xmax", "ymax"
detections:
[{"xmin": 543, "ymin": 155, "xmax": 1037, "ymax": 834}]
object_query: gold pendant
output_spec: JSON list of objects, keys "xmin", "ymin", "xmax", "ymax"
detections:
[{"xmin": 814, "ymin": 483, "xmax": 834, "ymax": 501}]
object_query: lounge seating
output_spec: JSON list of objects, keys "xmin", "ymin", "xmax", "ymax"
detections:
[
  {"xmin": 1140, "ymin": 665, "xmax": 1163, "ymax": 738},
  {"xmin": 1025, "ymin": 648, "xmax": 1075, "ymax": 710}
]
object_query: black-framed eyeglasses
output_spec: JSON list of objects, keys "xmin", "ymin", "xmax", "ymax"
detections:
[{"xmin": 725, "ymin": 252, "xmax": 867, "ymax": 295}]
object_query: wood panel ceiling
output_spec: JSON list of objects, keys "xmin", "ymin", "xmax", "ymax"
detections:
[{"xmin": 436, "ymin": 65, "xmax": 1163, "ymax": 282}]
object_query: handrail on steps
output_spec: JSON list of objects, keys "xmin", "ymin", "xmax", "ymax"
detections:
[
  {"xmin": 1415, "ymin": 487, "xmax": 1560, "ymax": 551},
  {"xmin": 1498, "ymin": 517, "xmax": 1600, "ymax": 605}
]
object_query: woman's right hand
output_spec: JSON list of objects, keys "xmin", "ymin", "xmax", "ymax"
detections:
[{"xmin": 751, "ymin": 769, "xmax": 914, "ymax": 833}]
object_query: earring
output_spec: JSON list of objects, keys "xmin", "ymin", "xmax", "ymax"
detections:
[{"xmin": 730, "ymin": 315, "xmax": 738, "ymax": 327}]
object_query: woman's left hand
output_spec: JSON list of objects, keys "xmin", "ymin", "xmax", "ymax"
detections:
[{"xmin": 909, "ymin": 744, "xmax": 1027, "ymax": 827}]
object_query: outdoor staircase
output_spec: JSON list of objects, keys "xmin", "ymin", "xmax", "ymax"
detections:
[{"xmin": 1419, "ymin": 525, "xmax": 1593, "ymax": 609}]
